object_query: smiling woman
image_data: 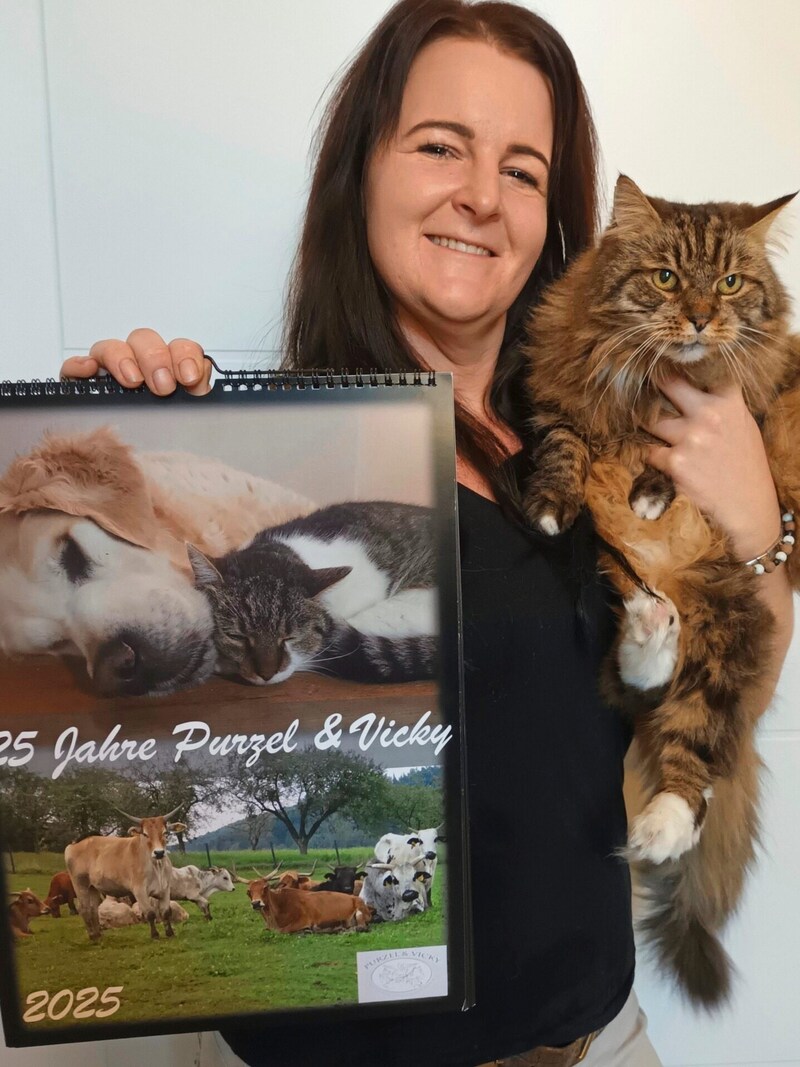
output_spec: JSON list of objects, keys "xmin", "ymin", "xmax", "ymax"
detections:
[
  {"xmin": 49, "ymin": 2, "xmax": 796, "ymax": 1066},
  {"xmin": 365, "ymin": 38, "xmax": 552, "ymax": 356},
  {"xmin": 364, "ymin": 37, "xmax": 553, "ymax": 486}
]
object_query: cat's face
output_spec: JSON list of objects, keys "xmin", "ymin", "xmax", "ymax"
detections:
[
  {"xmin": 210, "ymin": 577, "xmax": 331, "ymax": 685},
  {"xmin": 590, "ymin": 176, "xmax": 793, "ymax": 396},
  {"xmin": 187, "ymin": 546, "xmax": 347, "ymax": 685}
]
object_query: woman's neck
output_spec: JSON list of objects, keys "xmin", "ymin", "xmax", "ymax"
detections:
[
  {"xmin": 398, "ymin": 313, "xmax": 521, "ymax": 499},
  {"xmin": 398, "ymin": 312, "xmax": 503, "ymax": 415}
]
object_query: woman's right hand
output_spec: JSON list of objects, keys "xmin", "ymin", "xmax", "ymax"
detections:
[{"xmin": 60, "ymin": 328, "xmax": 213, "ymax": 396}]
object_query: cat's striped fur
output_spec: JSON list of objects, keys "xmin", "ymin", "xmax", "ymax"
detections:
[{"xmin": 188, "ymin": 501, "xmax": 437, "ymax": 686}]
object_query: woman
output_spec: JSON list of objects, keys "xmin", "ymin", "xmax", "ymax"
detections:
[{"xmin": 61, "ymin": 3, "xmax": 793, "ymax": 1064}]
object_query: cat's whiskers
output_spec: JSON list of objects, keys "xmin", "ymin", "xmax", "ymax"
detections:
[
  {"xmin": 726, "ymin": 338, "xmax": 774, "ymax": 410},
  {"xmin": 732, "ymin": 330, "xmax": 773, "ymax": 357},
  {"xmin": 302, "ymin": 666, "xmax": 339, "ymax": 679},
  {"xmin": 312, "ymin": 648, "xmax": 360, "ymax": 665},
  {"xmin": 307, "ymin": 636, "xmax": 352, "ymax": 663},
  {"xmin": 588, "ymin": 349, "xmax": 646, "ymax": 443},
  {"xmin": 717, "ymin": 342, "xmax": 744, "ymax": 391},
  {"xmin": 632, "ymin": 338, "xmax": 671, "ymax": 414},
  {"xmin": 587, "ymin": 333, "xmax": 664, "ymax": 446},
  {"xmin": 736, "ymin": 324, "xmax": 775, "ymax": 341},
  {"xmin": 585, "ymin": 322, "xmax": 660, "ymax": 391}
]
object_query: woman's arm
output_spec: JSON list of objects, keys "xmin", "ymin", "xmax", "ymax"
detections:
[{"xmin": 647, "ymin": 376, "xmax": 795, "ymax": 710}]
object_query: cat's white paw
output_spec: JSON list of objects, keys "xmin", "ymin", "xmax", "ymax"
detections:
[
  {"xmin": 537, "ymin": 513, "xmax": 561, "ymax": 536},
  {"xmin": 627, "ymin": 792, "xmax": 701, "ymax": 864},
  {"xmin": 631, "ymin": 493, "xmax": 669, "ymax": 520},
  {"xmin": 618, "ymin": 589, "xmax": 680, "ymax": 690}
]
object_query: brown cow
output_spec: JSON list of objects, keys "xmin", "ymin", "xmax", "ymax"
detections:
[
  {"xmin": 9, "ymin": 888, "xmax": 49, "ymax": 938},
  {"xmin": 65, "ymin": 807, "xmax": 184, "ymax": 942},
  {"xmin": 275, "ymin": 870, "xmax": 322, "ymax": 891},
  {"xmin": 245, "ymin": 876, "xmax": 370, "ymax": 934},
  {"xmin": 43, "ymin": 870, "xmax": 78, "ymax": 918}
]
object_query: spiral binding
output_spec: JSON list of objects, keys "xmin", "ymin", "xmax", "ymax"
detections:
[{"xmin": 1, "ymin": 365, "xmax": 436, "ymax": 398}]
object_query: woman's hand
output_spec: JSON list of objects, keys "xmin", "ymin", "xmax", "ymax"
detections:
[
  {"xmin": 60, "ymin": 328, "xmax": 213, "ymax": 396},
  {"xmin": 645, "ymin": 377, "xmax": 781, "ymax": 562}
]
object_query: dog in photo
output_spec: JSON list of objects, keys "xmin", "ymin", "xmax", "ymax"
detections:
[{"xmin": 0, "ymin": 427, "xmax": 313, "ymax": 696}]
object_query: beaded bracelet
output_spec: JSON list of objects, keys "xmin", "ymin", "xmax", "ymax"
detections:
[{"xmin": 742, "ymin": 509, "xmax": 795, "ymax": 574}]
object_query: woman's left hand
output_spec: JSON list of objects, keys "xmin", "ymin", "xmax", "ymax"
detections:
[{"xmin": 645, "ymin": 377, "xmax": 782, "ymax": 562}]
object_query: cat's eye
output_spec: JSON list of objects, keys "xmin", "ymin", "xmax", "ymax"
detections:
[
  {"xmin": 717, "ymin": 274, "xmax": 743, "ymax": 295},
  {"xmin": 651, "ymin": 269, "xmax": 678, "ymax": 292}
]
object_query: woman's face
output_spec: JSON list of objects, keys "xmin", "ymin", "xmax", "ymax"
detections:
[{"xmin": 365, "ymin": 37, "xmax": 553, "ymax": 345}]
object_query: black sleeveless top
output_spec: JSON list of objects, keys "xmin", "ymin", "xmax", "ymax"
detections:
[{"xmin": 223, "ymin": 482, "xmax": 634, "ymax": 1067}]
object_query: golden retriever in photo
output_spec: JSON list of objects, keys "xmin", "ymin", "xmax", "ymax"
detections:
[{"xmin": 0, "ymin": 427, "xmax": 313, "ymax": 696}]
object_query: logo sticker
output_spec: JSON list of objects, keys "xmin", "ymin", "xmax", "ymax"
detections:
[{"xmin": 357, "ymin": 946, "xmax": 448, "ymax": 1003}]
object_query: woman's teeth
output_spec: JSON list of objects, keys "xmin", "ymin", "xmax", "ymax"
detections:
[{"xmin": 428, "ymin": 236, "xmax": 492, "ymax": 256}]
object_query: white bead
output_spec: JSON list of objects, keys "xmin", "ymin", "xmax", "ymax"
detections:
[
  {"xmin": 783, "ymin": 512, "xmax": 794, "ymax": 523},
  {"xmin": 783, "ymin": 534, "xmax": 795, "ymax": 544},
  {"xmin": 754, "ymin": 563, "xmax": 766, "ymax": 575},
  {"xmin": 775, "ymin": 551, "xmax": 788, "ymax": 562}
]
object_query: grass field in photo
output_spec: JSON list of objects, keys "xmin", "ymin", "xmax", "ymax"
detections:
[{"xmin": 6, "ymin": 848, "xmax": 447, "ymax": 1031}]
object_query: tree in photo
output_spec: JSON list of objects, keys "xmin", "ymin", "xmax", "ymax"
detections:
[
  {"xmin": 225, "ymin": 748, "xmax": 389, "ymax": 855},
  {"xmin": 383, "ymin": 779, "xmax": 443, "ymax": 833},
  {"xmin": 0, "ymin": 768, "xmax": 54, "ymax": 851},
  {"xmin": 110, "ymin": 762, "xmax": 222, "ymax": 840},
  {"xmin": 245, "ymin": 811, "xmax": 274, "ymax": 850}
]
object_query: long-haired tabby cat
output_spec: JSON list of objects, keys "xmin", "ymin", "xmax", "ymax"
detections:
[
  {"xmin": 523, "ymin": 175, "xmax": 799, "ymax": 1006},
  {"xmin": 188, "ymin": 501, "xmax": 437, "ymax": 685}
]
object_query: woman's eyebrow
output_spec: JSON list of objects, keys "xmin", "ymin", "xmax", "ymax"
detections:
[{"xmin": 404, "ymin": 119, "xmax": 550, "ymax": 171}]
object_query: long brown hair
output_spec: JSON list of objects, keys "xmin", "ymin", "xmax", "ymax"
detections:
[{"xmin": 282, "ymin": 0, "xmax": 600, "ymax": 507}]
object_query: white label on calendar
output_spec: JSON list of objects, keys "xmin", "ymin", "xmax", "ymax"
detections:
[{"xmin": 357, "ymin": 946, "xmax": 448, "ymax": 1003}]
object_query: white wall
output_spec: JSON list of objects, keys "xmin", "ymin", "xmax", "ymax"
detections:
[{"xmin": 1, "ymin": 2, "xmax": 799, "ymax": 1064}]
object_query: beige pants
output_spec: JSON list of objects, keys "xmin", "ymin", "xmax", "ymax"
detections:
[
  {"xmin": 581, "ymin": 989, "xmax": 662, "ymax": 1066},
  {"xmin": 197, "ymin": 990, "xmax": 662, "ymax": 1067}
]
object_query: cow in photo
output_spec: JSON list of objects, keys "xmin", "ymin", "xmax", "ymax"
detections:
[
  {"xmin": 244, "ymin": 873, "xmax": 371, "ymax": 934},
  {"xmin": 373, "ymin": 824, "xmax": 444, "ymax": 904},
  {"xmin": 98, "ymin": 897, "xmax": 142, "ymax": 929},
  {"xmin": 169, "ymin": 864, "xmax": 235, "ymax": 919},
  {"xmin": 360, "ymin": 860, "xmax": 431, "ymax": 921},
  {"xmin": 310, "ymin": 863, "xmax": 366, "ymax": 895},
  {"xmin": 43, "ymin": 869, "xmax": 78, "ymax": 918},
  {"xmin": 65, "ymin": 806, "xmax": 184, "ymax": 941},
  {"xmin": 9, "ymin": 888, "xmax": 49, "ymax": 938}
]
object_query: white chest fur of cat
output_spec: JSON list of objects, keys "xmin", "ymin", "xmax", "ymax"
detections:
[{"xmin": 275, "ymin": 532, "xmax": 437, "ymax": 638}]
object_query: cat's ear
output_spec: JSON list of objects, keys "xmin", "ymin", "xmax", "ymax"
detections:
[
  {"xmin": 611, "ymin": 175, "xmax": 661, "ymax": 232},
  {"xmin": 186, "ymin": 543, "xmax": 223, "ymax": 587},
  {"xmin": 305, "ymin": 566, "xmax": 352, "ymax": 597},
  {"xmin": 744, "ymin": 192, "xmax": 797, "ymax": 246}
]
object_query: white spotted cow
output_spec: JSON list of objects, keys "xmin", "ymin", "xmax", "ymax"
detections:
[
  {"xmin": 169, "ymin": 864, "xmax": 235, "ymax": 920},
  {"xmin": 359, "ymin": 860, "xmax": 431, "ymax": 921}
]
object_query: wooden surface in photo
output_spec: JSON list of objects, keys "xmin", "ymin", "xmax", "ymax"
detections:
[{"xmin": 0, "ymin": 654, "xmax": 439, "ymax": 742}]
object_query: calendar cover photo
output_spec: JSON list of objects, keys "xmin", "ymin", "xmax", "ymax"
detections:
[{"xmin": 0, "ymin": 375, "xmax": 467, "ymax": 1047}]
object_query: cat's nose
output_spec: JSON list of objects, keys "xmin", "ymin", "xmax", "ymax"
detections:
[
  {"xmin": 689, "ymin": 314, "xmax": 709, "ymax": 332},
  {"xmin": 252, "ymin": 642, "xmax": 284, "ymax": 682}
]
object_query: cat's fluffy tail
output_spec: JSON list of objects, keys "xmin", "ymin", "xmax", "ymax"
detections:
[{"xmin": 633, "ymin": 738, "xmax": 762, "ymax": 1008}]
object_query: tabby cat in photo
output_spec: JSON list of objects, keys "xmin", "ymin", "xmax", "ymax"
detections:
[
  {"xmin": 523, "ymin": 175, "xmax": 800, "ymax": 1006},
  {"xmin": 188, "ymin": 501, "xmax": 437, "ymax": 685}
]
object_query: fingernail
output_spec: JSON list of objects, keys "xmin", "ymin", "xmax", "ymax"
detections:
[
  {"xmin": 120, "ymin": 358, "xmax": 143, "ymax": 384},
  {"xmin": 179, "ymin": 359, "xmax": 200, "ymax": 384},
  {"xmin": 153, "ymin": 367, "xmax": 175, "ymax": 394}
]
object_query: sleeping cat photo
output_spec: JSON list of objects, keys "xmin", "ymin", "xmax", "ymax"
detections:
[
  {"xmin": 187, "ymin": 501, "xmax": 438, "ymax": 686},
  {"xmin": 522, "ymin": 175, "xmax": 799, "ymax": 1006}
]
